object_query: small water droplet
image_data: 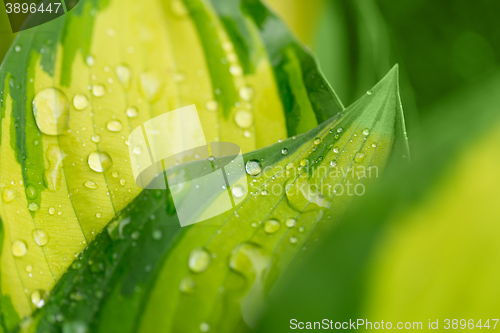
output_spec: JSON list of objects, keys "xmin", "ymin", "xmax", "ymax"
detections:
[
  {"xmin": 84, "ymin": 180, "xmax": 99, "ymax": 190},
  {"xmin": 48, "ymin": 207, "xmax": 55, "ymax": 215},
  {"xmin": 333, "ymin": 147, "xmax": 340, "ymax": 154},
  {"xmin": 32, "ymin": 88, "xmax": 69, "ymax": 135},
  {"xmin": 261, "ymin": 189, "xmax": 268, "ymax": 196},
  {"xmin": 126, "ymin": 107, "xmax": 138, "ymax": 118},
  {"xmin": 15, "ymin": 45, "xmax": 21, "ymax": 52},
  {"xmin": 88, "ymin": 151, "xmax": 113, "ymax": 172},
  {"xmin": 91, "ymin": 134, "xmax": 101, "ymax": 143},
  {"xmin": 354, "ymin": 152, "xmax": 366, "ymax": 163},
  {"xmin": 85, "ymin": 55, "xmax": 95, "ymax": 66},
  {"xmin": 337, "ymin": 128, "xmax": 343, "ymax": 133},
  {"xmin": 264, "ymin": 219, "xmax": 281, "ymax": 234},
  {"xmin": 188, "ymin": 247, "xmax": 211, "ymax": 273},
  {"xmin": 152, "ymin": 229, "xmax": 163, "ymax": 240},
  {"xmin": 205, "ymin": 100, "xmax": 218, "ymax": 112},
  {"xmin": 200, "ymin": 322, "xmax": 210, "ymax": 332},
  {"xmin": 73, "ymin": 94, "xmax": 89, "ymax": 110},
  {"xmin": 281, "ymin": 148, "xmax": 288, "ymax": 155},
  {"xmin": 30, "ymin": 289, "xmax": 46, "ymax": 308},
  {"xmin": 229, "ymin": 65, "xmax": 243, "ymax": 76},
  {"xmin": 289, "ymin": 236, "xmax": 298, "ymax": 244},
  {"xmin": 314, "ymin": 138, "xmax": 322, "ymax": 145},
  {"xmin": 285, "ymin": 219, "xmax": 296, "ymax": 228},
  {"xmin": 330, "ymin": 161, "xmax": 337, "ymax": 167},
  {"xmin": 139, "ymin": 72, "xmax": 163, "ymax": 102},
  {"xmin": 107, "ymin": 120, "xmax": 123, "ymax": 132},
  {"xmin": 28, "ymin": 202, "xmax": 39, "ymax": 211},
  {"xmin": 32, "ymin": 229, "xmax": 49, "ymax": 246},
  {"xmin": 96, "ymin": 212, "xmax": 102, "ymax": 218},
  {"xmin": 234, "ymin": 110, "xmax": 253, "ymax": 129},
  {"xmin": 115, "ymin": 65, "xmax": 131, "ymax": 89},
  {"xmin": 179, "ymin": 276, "xmax": 196, "ymax": 294},
  {"xmin": 363, "ymin": 128, "xmax": 370, "ymax": 136},
  {"xmin": 239, "ymin": 86, "xmax": 253, "ymax": 101},
  {"xmin": 25, "ymin": 184, "xmax": 37, "ymax": 200},
  {"xmin": 299, "ymin": 159, "xmax": 308, "ymax": 167},
  {"xmin": 92, "ymin": 84, "xmax": 106, "ymax": 97},
  {"xmin": 2, "ymin": 188, "xmax": 15, "ymax": 203},
  {"xmin": 231, "ymin": 185, "xmax": 245, "ymax": 198},
  {"xmin": 120, "ymin": 179, "xmax": 126, "ymax": 186},
  {"xmin": 12, "ymin": 240, "xmax": 27, "ymax": 257},
  {"xmin": 133, "ymin": 146, "xmax": 142, "ymax": 155},
  {"xmin": 25, "ymin": 264, "xmax": 33, "ymax": 272},
  {"xmin": 366, "ymin": 90, "xmax": 373, "ymax": 95},
  {"xmin": 245, "ymin": 160, "xmax": 262, "ymax": 176}
]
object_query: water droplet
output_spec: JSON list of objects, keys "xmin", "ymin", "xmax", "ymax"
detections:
[
  {"xmin": 289, "ymin": 236, "xmax": 298, "ymax": 244},
  {"xmin": 264, "ymin": 219, "xmax": 280, "ymax": 234},
  {"xmin": 91, "ymin": 134, "xmax": 101, "ymax": 143},
  {"xmin": 239, "ymin": 86, "xmax": 253, "ymax": 101},
  {"xmin": 92, "ymin": 84, "xmax": 106, "ymax": 97},
  {"xmin": 333, "ymin": 147, "xmax": 340, "ymax": 154},
  {"xmin": 234, "ymin": 110, "xmax": 253, "ymax": 129},
  {"xmin": 231, "ymin": 185, "xmax": 245, "ymax": 198},
  {"xmin": 85, "ymin": 55, "xmax": 95, "ymax": 66},
  {"xmin": 152, "ymin": 229, "xmax": 163, "ymax": 240},
  {"xmin": 32, "ymin": 88, "xmax": 69, "ymax": 135},
  {"xmin": 281, "ymin": 148, "xmax": 288, "ymax": 155},
  {"xmin": 299, "ymin": 226, "xmax": 305, "ymax": 233},
  {"xmin": 314, "ymin": 138, "xmax": 322, "ymax": 145},
  {"xmin": 12, "ymin": 240, "xmax": 27, "ymax": 257},
  {"xmin": 48, "ymin": 207, "xmax": 55, "ymax": 215},
  {"xmin": 88, "ymin": 151, "xmax": 113, "ymax": 172},
  {"xmin": 299, "ymin": 159, "xmax": 308, "ymax": 167},
  {"xmin": 188, "ymin": 247, "xmax": 211, "ymax": 273},
  {"xmin": 200, "ymin": 322, "xmax": 210, "ymax": 332},
  {"xmin": 32, "ymin": 229, "xmax": 49, "ymax": 246},
  {"xmin": 25, "ymin": 184, "xmax": 37, "ymax": 200},
  {"xmin": 115, "ymin": 65, "xmax": 131, "ymax": 89},
  {"xmin": 133, "ymin": 146, "xmax": 142, "ymax": 155},
  {"xmin": 2, "ymin": 188, "xmax": 15, "ymax": 203},
  {"xmin": 285, "ymin": 218, "xmax": 296, "ymax": 228},
  {"xmin": 139, "ymin": 72, "xmax": 163, "ymax": 102},
  {"xmin": 15, "ymin": 45, "xmax": 21, "ymax": 52},
  {"xmin": 120, "ymin": 179, "xmax": 126, "ymax": 186},
  {"xmin": 330, "ymin": 161, "xmax": 337, "ymax": 167},
  {"xmin": 179, "ymin": 276, "xmax": 196, "ymax": 294},
  {"xmin": 372, "ymin": 143, "xmax": 377, "ymax": 148},
  {"xmin": 337, "ymin": 128, "xmax": 343, "ymax": 133},
  {"xmin": 354, "ymin": 153, "xmax": 366, "ymax": 163},
  {"xmin": 245, "ymin": 160, "xmax": 262, "ymax": 176},
  {"xmin": 205, "ymin": 100, "xmax": 218, "ymax": 112},
  {"xmin": 30, "ymin": 289, "xmax": 46, "ymax": 308},
  {"xmin": 366, "ymin": 90, "xmax": 373, "ymax": 95},
  {"xmin": 126, "ymin": 107, "xmax": 138, "ymax": 118},
  {"xmin": 84, "ymin": 180, "xmax": 99, "ymax": 190},
  {"xmin": 229, "ymin": 65, "xmax": 243, "ymax": 76},
  {"xmin": 363, "ymin": 128, "xmax": 370, "ymax": 136},
  {"xmin": 107, "ymin": 120, "xmax": 123, "ymax": 132},
  {"xmin": 96, "ymin": 212, "xmax": 102, "ymax": 218},
  {"xmin": 261, "ymin": 189, "xmax": 268, "ymax": 196},
  {"xmin": 28, "ymin": 202, "xmax": 39, "ymax": 211},
  {"xmin": 25, "ymin": 264, "xmax": 33, "ymax": 272},
  {"xmin": 112, "ymin": 171, "xmax": 119, "ymax": 178},
  {"xmin": 73, "ymin": 94, "xmax": 89, "ymax": 110}
]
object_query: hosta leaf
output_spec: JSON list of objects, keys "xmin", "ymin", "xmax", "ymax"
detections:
[
  {"xmin": 255, "ymin": 69, "xmax": 500, "ymax": 333},
  {"xmin": 18, "ymin": 66, "xmax": 408, "ymax": 333},
  {"xmin": 0, "ymin": 0, "xmax": 342, "ymax": 325}
]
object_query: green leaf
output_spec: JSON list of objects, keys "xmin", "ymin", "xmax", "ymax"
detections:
[
  {"xmin": 255, "ymin": 69, "xmax": 500, "ymax": 333},
  {"xmin": 0, "ymin": 0, "xmax": 342, "ymax": 325},
  {"xmin": 19, "ymin": 66, "xmax": 407, "ymax": 333}
]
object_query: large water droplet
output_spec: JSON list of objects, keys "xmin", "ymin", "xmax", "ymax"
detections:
[
  {"xmin": 188, "ymin": 247, "xmax": 211, "ymax": 273},
  {"xmin": 32, "ymin": 229, "xmax": 49, "ymax": 246},
  {"xmin": 88, "ymin": 151, "xmax": 113, "ymax": 172},
  {"xmin": 32, "ymin": 88, "xmax": 69, "ymax": 135},
  {"xmin": 234, "ymin": 110, "xmax": 253, "ymax": 129},
  {"xmin": 264, "ymin": 219, "xmax": 280, "ymax": 234},
  {"xmin": 73, "ymin": 94, "xmax": 89, "ymax": 110},
  {"xmin": 115, "ymin": 65, "xmax": 131, "ymax": 89},
  {"xmin": 12, "ymin": 240, "xmax": 27, "ymax": 257},
  {"xmin": 245, "ymin": 160, "xmax": 262, "ymax": 176},
  {"xmin": 139, "ymin": 72, "xmax": 163, "ymax": 102}
]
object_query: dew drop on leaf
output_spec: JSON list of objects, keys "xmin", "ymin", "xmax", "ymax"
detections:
[
  {"xmin": 107, "ymin": 120, "xmax": 123, "ymax": 132},
  {"xmin": 12, "ymin": 240, "xmax": 27, "ymax": 257},
  {"xmin": 179, "ymin": 276, "xmax": 196, "ymax": 294},
  {"xmin": 231, "ymin": 185, "xmax": 245, "ymax": 198},
  {"xmin": 363, "ymin": 128, "xmax": 370, "ymax": 136},
  {"xmin": 264, "ymin": 219, "xmax": 281, "ymax": 234},
  {"xmin": 245, "ymin": 160, "xmax": 262, "ymax": 176},
  {"xmin": 285, "ymin": 218, "xmax": 296, "ymax": 228},
  {"xmin": 205, "ymin": 100, "xmax": 218, "ymax": 112},
  {"xmin": 115, "ymin": 65, "xmax": 131, "ymax": 89},
  {"xmin": 30, "ymin": 289, "xmax": 46, "ymax": 308},
  {"xmin": 88, "ymin": 151, "xmax": 113, "ymax": 172},
  {"xmin": 188, "ymin": 247, "xmax": 211, "ymax": 273},
  {"xmin": 199, "ymin": 322, "xmax": 210, "ymax": 332},
  {"xmin": 25, "ymin": 184, "xmax": 37, "ymax": 200},
  {"xmin": 133, "ymin": 146, "xmax": 142, "ymax": 155},
  {"xmin": 139, "ymin": 72, "xmax": 163, "ymax": 102},
  {"xmin": 85, "ymin": 55, "xmax": 95, "ymax": 66},
  {"xmin": 239, "ymin": 86, "xmax": 253, "ymax": 101},
  {"xmin": 229, "ymin": 65, "xmax": 243, "ymax": 76},
  {"xmin": 2, "ymin": 188, "xmax": 15, "ymax": 203},
  {"xmin": 354, "ymin": 152, "xmax": 366, "ymax": 163},
  {"xmin": 91, "ymin": 134, "xmax": 101, "ymax": 143},
  {"xmin": 234, "ymin": 110, "xmax": 254, "ymax": 129},
  {"xmin": 92, "ymin": 84, "xmax": 106, "ymax": 97},
  {"xmin": 152, "ymin": 229, "xmax": 162, "ymax": 240},
  {"xmin": 32, "ymin": 88, "xmax": 69, "ymax": 135},
  {"xmin": 32, "ymin": 229, "xmax": 50, "ymax": 246},
  {"xmin": 73, "ymin": 94, "xmax": 89, "ymax": 110},
  {"xmin": 281, "ymin": 148, "xmax": 288, "ymax": 155},
  {"xmin": 84, "ymin": 180, "xmax": 99, "ymax": 190},
  {"xmin": 126, "ymin": 107, "xmax": 138, "ymax": 118}
]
